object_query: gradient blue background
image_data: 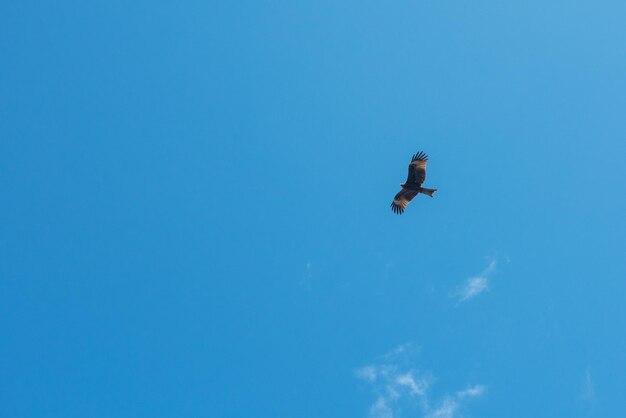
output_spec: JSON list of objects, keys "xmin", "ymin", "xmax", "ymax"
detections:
[{"xmin": 2, "ymin": 1, "xmax": 625, "ymax": 417}]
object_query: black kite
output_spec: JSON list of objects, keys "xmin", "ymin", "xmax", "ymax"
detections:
[{"xmin": 390, "ymin": 151, "xmax": 437, "ymax": 214}]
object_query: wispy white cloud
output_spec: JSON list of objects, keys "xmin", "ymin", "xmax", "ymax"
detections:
[
  {"xmin": 384, "ymin": 343, "xmax": 412, "ymax": 359},
  {"xmin": 425, "ymin": 386, "xmax": 485, "ymax": 418},
  {"xmin": 356, "ymin": 366, "xmax": 378, "ymax": 383},
  {"xmin": 581, "ymin": 367, "xmax": 595, "ymax": 402},
  {"xmin": 396, "ymin": 372, "xmax": 429, "ymax": 396},
  {"xmin": 456, "ymin": 276, "xmax": 488, "ymax": 302},
  {"xmin": 457, "ymin": 384, "xmax": 486, "ymax": 399},
  {"xmin": 356, "ymin": 344, "xmax": 485, "ymax": 418},
  {"xmin": 426, "ymin": 397, "xmax": 457, "ymax": 418},
  {"xmin": 369, "ymin": 397, "xmax": 393, "ymax": 418},
  {"xmin": 453, "ymin": 256, "xmax": 504, "ymax": 304},
  {"xmin": 299, "ymin": 260, "xmax": 314, "ymax": 290}
]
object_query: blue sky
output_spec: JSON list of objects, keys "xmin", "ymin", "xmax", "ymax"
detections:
[{"xmin": 1, "ymin": 1, "xmax": 625, "ymax": 417}]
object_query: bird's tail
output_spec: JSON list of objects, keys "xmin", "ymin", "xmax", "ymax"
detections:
[{"xmin": 420, "ymin": 188, "xmax": 437, "ymax": 197}]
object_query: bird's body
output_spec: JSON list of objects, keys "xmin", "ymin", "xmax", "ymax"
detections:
[{"xmin": 390, "ymin": 151, "xmax": 437, "ymax": 214}]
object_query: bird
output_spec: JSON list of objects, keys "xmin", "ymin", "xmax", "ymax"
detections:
[{"xmin": 390, "ymin": 151, "xmax": 437, "ymax": 214}]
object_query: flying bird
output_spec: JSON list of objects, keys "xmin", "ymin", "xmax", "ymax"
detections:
[{"xmin": 390, "ymin": 151, "xmax": 437, "ymax": 214}]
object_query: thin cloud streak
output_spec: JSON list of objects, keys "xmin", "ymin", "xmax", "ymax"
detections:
[
  {"xmin": 457, "ymin": 384, "xmax": 486, "ymax": 398},
  {"xmin": 356, "ymin": 366, "xmax": 378, "ymax": 383},
  {"xmin": 369, "ymin": 397, "xmax": 393, "ymax": 418},
  {"xmin": 356, "ymin": 344, "xmax": 485, "ymax": 418},
  {"xmin": 581, "ymin": 367, "xmax": 595, "ymax": 402},
  {"xmin": 453, "ymin": 257, "xmax": 502, "ymax": 304},
  {"xmin": 457, "ymin": 277, "xmax": 488, "ymax": 302},
  {"xmin": 396, "ymin": 372, "xmax": 428, "ymax": 396},
  {"xmin": 425, "ymin": 398, "xmax": 457, "ymax": 418},
  {"xmin": 426, "ymin": 386, "xmax": 486, "ymax": 418}
]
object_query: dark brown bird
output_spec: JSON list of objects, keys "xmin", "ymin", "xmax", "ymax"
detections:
[{"xmin": 390, "ymin": 151, "xmax": 437, "ymax": 214}]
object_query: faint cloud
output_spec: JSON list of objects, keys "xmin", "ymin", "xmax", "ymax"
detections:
[
  {"xmin": 453, "ymin": 256, "xmax": 506, "ymax": 304},
  {"xmin": 396, "ymin": 372, "xmax": 429, "ymax": 396},
  {"xmin": 384, "ymin": 342, "xmax": 414, "ymax": 359},
  {"xmin": 356, "ymin": 344, "xmax": 485, "ymax": 418},
  {"xmin": 357, "ymin": 366, "xmax": 378, "ymax": 383},
  {"xmin": 456, "ymin": 277, "xmax": 488, "ymax": 303},
  {"xmin": 425, "ymin": 397, "xmax": 457, "ymax": 418},
  {"xmin": 299, "ymin": 260, "xmax": 314, "ymax": 290},
  {"xmin": 457, "ymin": 384, "xmax": 486, "ymax": 398},
  {"xmin": 581, "ymin": 367, "xmax": 595, "ymax": 402},
  {"xmin": 369, "ymin": 397, "xmax": 393, "ymax": 418}
]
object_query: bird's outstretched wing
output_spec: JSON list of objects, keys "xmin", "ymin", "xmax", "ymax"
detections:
[
  {"xmin": 406, "ymin": 151, "xmax": 428, "ymax": 186},
  {"xmin": 390, "ymin": 189, "xmax": 418, "ymax": 214}
]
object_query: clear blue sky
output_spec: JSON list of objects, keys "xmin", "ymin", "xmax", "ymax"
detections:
[{"xmin": 2, "ymin": 1, "xmax": 625, "ymax": 417}]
